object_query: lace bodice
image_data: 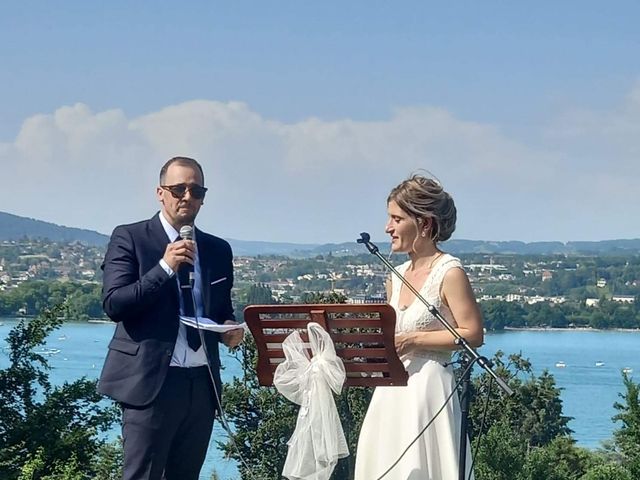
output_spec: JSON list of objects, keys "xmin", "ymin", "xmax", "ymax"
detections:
[{"xmin": 390, "ymin": 254, "xmax": 463, "ymax": 334}]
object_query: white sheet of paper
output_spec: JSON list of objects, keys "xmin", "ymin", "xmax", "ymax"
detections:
[{"xmin": 179, "ymin": 316, "xmax": 247, "ymax": 333}]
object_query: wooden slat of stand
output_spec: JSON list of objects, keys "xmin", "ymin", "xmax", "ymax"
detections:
[{"xmin": 244, "ymin": 303, "xmax": 408, "ymax": 388}]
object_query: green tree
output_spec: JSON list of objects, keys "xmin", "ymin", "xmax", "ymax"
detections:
[
  {"xmin": 589, "ymin": 310, "xmax": 611, "ymax": 329},
  {"xmin": 300, "ymin": 291, "xmax": 348, "ymax": 304},
  {"xmin": 580, "ymin": 463, "xmax": 633, "ymax": 480},
  {"xmin": 92, "ymin": 441, "xmax": 124, "ymax": 480},
  {"xmin": 0, "ymin": 304, "xmax": 119, "ymax": 479},
  {"xmin": 481, "ymin": 301, "xmax": 526, "ymax": 330},
  {"xmin": 521, "ymin": 436, "xmax": 591, "ymax": 480},
  {"xmin": 19, "ymin": 449, "xmax": 85, "ymax": 480},
  {"xmin": 0, "ymin": 280, "xmax": 105, "ymax": 320},
  {"xmin": 247, "ymin": 283, "xmax": 277, "ymax": 305},
  {"xmin": 611, "ymin": 307, "xmax": 638, "ymax": 329},
  {"xmin": 611, "ymin": 372, "xmax": 640, "ymax": 478},
  {"xmin": 470, "ymin": 351, "xmax": 572, "ymax": 449},
  {"xmin": 472, "ymin": 420, "xmax": 528, "ymax": 480},
  {"xmin": 467, "ymin": 352, "xmax": 640, "ymax": 480}
]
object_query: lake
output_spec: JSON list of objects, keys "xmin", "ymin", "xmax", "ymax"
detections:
[{"xmin": 1, "ymin": 318, "xmax": 638, "ymax": 479}]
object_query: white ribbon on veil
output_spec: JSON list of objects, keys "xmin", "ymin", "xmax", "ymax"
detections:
[{"xmin": 273, "ymin": 322, "xmax": 349, "ymax": 480}]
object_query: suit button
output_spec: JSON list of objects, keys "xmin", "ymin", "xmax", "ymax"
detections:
[{"xmin": 166, "ymin": 350, "xmax": 172, "ymax": 357}]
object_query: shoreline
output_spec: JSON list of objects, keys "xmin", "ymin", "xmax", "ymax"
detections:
[
  {"xmin": 0, "ymin": 316, "xmax": 110, "ymax": 324},
  {"xmin": 1, "ymin": 317, "xmax": 638, "ymax": 332},
  {"xmin": 500, "ymin": 326, "xmax": 640, "ymax": 333}
]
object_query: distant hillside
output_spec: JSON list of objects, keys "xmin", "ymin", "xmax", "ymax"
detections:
[
  {"xmin": 1, "ymin": 211, "xmax": 639, "ymax": 255},
  {"xmin": 0, "ymin": 211, "xmax": 109, "ymax": 246},
  {"xmin": 303, "ymin": 238, "xmax": 640, "ymax": 257},
  {"xmin": 226, "ymin": 239, "xmax": 321, "ymax": 256}
]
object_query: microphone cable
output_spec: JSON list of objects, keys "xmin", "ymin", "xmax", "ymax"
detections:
[
  {"xmin": 467, "ymin": 375, "xmax": 495, "ymax": 480},
  {"xmin": 189, "ymin": 286, "xmax": 259, "ymax": 480},
  {"xmin": 178, "ymin": 228, "xmax": 257, "ymax": 478},
  {"xmin": 375, "ymin": 356, "xmax": 478, "ymax": 480}
]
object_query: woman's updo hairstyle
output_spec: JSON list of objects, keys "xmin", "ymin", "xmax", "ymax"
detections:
[{"xmin": 387, "ymin": 174, "xmax": 457, "ymax": 243}]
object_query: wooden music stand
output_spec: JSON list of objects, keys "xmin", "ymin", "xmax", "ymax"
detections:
[{"xmin": 244, "ymin": 303, "xmax": 408, "ymax": 387}]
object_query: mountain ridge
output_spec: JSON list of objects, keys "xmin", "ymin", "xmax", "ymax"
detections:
[{"xmin": 2, "ymin": 211, "xmax": 639, "ymax": 256}]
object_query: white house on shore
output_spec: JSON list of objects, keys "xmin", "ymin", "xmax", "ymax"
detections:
[
  {"xmin": 585, "ymin": 298, "xmax": 600, "ymax": 307},
  {"xmin": 612, "ymin": 294, "xmax": 635, "ymax": 304}
]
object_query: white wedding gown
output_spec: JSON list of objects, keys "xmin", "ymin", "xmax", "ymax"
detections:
[{"xmin": 354, "ymin": 254, "xmax": 475, "ymax": 480}]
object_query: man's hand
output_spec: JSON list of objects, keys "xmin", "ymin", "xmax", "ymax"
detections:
[
  {"xmin": 162, "ymin": 240, "xmax": 195, "ymax": 272},
  {"xmin": 221, "ymin": 320, "xmax": 244, "ymax": 348}
]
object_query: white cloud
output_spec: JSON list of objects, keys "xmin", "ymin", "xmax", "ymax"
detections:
[
  {"xmin": 1, "ymin": 88, "xmax": 639, "ymax": 243},
  {"xmin": 538, "ymin": 80, "xmax": 640, "ymax": 239},
  {"xmin": 547, "ymin": 80, "xmax": 640, "ymax": 161}
]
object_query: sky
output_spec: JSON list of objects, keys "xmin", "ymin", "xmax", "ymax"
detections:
[{"xmin": 0, "ymin": 1, "xmax": 639, "ymax": 244}]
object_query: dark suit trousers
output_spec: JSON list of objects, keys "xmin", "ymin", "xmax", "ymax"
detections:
[{"xmin": 121, "ymin": 366, "xmax": 216, "ymax": 480}]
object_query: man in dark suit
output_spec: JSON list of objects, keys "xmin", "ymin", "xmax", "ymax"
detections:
[{"xmin": 98, "ymin": 156, "xmax": 243, "ymax": 480}]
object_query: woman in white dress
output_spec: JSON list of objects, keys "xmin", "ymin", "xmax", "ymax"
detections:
[{"xmin": 354, "ymin": 174, "xmax": 484, "ymax": 480}]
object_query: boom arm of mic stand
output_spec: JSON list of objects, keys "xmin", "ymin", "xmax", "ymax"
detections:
[{"xmin": 357, "ymin": 234, "xmax": 513, "ymax": 396}]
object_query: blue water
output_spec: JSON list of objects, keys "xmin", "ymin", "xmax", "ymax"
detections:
[
  {"xmin": 484, "ymin": 330, "xmax": 639, "ymax": 448},
  {"xmin": 1, "ymin": 319, "xmax": 639, "ymax": 479}
]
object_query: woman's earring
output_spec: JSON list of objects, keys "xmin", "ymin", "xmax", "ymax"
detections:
[{"xmin": 421, "ymin": 230, "xmax": 427, "ymax": 238}]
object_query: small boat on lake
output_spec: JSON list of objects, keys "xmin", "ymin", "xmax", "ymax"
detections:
[
  {"xmin": 36, "ymin": 348, "xmax": 61, "ymax": 356},
  {"xmin": 622, "ymin": 367, "xmax": 633, "ymax": 374},
  {"xmin": 555, "ymin": 361, "xmax": 566, "ymax": 368},
  {"xmin": 595, "ymin": 361, "xmax": 605, "ymax": 367}
]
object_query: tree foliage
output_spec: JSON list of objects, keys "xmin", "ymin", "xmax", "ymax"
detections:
[
  {"xmin": 580, "ymin": 463, "xmax": 633, "ymax": 480},
  {"xmin": 0, "ymin": 303, "xmax": 120, "ymax": 479},
  {"xmin": 611, "ymin": 371, "xmax": 640, "ymax": 478},
  {"xmin": 0, "ymin": 280, "xmax": 103, "ymax": 319},
  {"xmin": 469, "ymin": 351, "xmax": 640, "ymax": 479},
  {"xmin": 469, "ymin": 351, "xmax": 571, "ymax": 448}
]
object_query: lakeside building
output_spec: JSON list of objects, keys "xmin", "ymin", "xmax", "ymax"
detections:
[
  {"xmin": 612, "ymin": 294, "xmax": 635, "ymax": 304},
  {"xmin": 585, "ymin": 298, "xmax": 600, "ymax": 307}
]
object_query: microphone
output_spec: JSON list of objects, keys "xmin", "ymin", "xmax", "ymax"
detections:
[
  {"xmin": 179, "ymin": 225, "xmax": 194, "ymax": 286},
  {"xmin": 179, "ymin": 225, "xmax": 193, "ymax": 241},
  {"xmin": 356, "ymin": 232, "xmax": 378, "ymax": 254},
  {"xmin": 357, "ymin": 232, "xmax": 370, "ymax": 244}
]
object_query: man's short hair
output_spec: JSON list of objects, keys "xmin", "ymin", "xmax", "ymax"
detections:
[{"xmin": 159, "ymin": 157, "xmax": 205, "ymax": 185}]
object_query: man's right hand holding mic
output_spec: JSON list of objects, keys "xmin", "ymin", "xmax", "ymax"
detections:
[{"xmin": 163, "ymin": 238, "xmax": 196, "ymax": 273}]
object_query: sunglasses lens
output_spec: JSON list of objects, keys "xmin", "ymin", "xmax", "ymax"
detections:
[
  {"xmin": 170, "ymin": 186, "xmax": 188, "ymax": 198},
  {"xmin": 191, "ymin": 186, "xmax": 207, "ymax": 199},
  {"xmin": 163, "ymin": 184, "xmax": 207, "ymax": 199}
]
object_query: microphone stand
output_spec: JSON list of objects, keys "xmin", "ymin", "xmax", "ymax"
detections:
[{"xmin": 357, "ymin": 233, "xmax": 513, "ymax": 480}]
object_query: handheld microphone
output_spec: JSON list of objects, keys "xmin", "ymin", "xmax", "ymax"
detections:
[
  {"xmin": 179, "ymin": 225, "xmax": 193, "ymax": 241},
  {"xmin": 179, "ymin": 225, "xmax": 195, "ymax": 286}
]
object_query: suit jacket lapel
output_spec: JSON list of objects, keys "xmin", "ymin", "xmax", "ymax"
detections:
[{"xmin": 149, "ymin": 212, "xmax": 171, "ymax": 254}]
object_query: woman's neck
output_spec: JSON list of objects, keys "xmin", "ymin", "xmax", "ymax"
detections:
[{"xmin": 407, "ymin": 245, "xmax": 442, "ymax": 271}]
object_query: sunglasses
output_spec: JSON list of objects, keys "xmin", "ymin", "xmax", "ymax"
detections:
[{"xmin": 160, "ymin": 183, "xmax": 208, "ymax": 200}]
